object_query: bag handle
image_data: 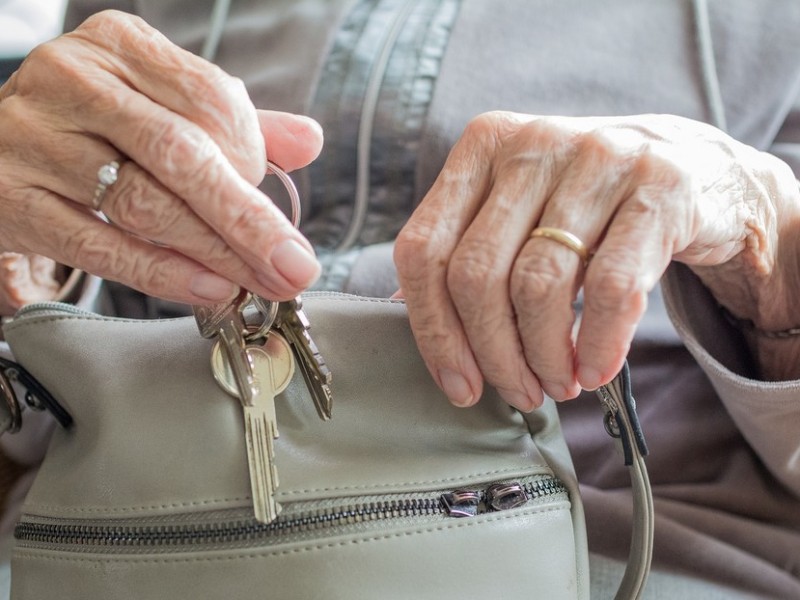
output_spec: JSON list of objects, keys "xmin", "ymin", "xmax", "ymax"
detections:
[{"xmin": 596, "ymin": 362, "xmax": 654, "ymax": 599}]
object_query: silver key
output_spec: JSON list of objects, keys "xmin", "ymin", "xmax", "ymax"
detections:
[
  {"xmin": 211, "ymin": 332, "xmax": 295, "ymax": 523},
  {"xmin": 274, "ymin": 296, "xmax": 332, "ymax": 421},
  {"xmin": 193, "ymin": 290, "xmax": 258, "ymax": 405}
]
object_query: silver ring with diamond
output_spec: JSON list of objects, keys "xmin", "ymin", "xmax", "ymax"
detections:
[{"xmin": 91, "ymin": 160, "xmax": 123, "ymax": 211}]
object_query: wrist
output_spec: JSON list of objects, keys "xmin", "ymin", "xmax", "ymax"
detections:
[
  {"xmin": 695, "ymin": 154, "xmax": 800, "ymax": 322},
  {"xmin": 691, "ymin": 159, "xmax": 800, "ymax": 379}
]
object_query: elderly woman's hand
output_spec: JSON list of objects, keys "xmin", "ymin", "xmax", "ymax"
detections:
[
  {"xmin": 0, "ymin": 10, "xmax": 323, "ymax": 306},
  {"xmin": 395, "ymin": 112, "xmax": 800, "ymax": 410}
]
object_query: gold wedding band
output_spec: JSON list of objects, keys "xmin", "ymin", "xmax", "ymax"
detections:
[{"xmin": 530, "ymin": 227, "xmax": 591, "ymax": 266}]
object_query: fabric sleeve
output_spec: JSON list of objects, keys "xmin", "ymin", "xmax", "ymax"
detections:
[
  {"xmin": 661, "ymin": 262, "xmax": 800, "ymax": 499},
  {"xmin": 659, "ymin": 78, "xmax": 800, "ymax": 496}
]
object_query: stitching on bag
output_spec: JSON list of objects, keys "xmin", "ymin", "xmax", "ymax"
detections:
[
  {"xmin": 23, "ymin": 497, "xmax": 252, "ymax": 514},
  {"xmin": 4, "ymin": 316, "xmax": 184, "ymax": 331},
  {"xmin": 278, "ymin": 467, "xmax": 551, "ymax": 496},
  {"xmin": 4, "ymin": 295, "xmax": 405, "ymax": 334},
  {"xmin": 13, "ymin": 504, "xmax": 570, "ymax": 565},
  {"xmin": 23, "ymin": 467, "xmax": 549, "ymax": 515}
]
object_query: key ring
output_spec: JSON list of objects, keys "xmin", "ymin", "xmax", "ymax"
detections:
[
  {"xmin": 267, "ymin": 161, "xmax": 301, "ymax": 229},
  {"xmin": 245, "ymin": 162, "xmax": 302, "ymax": 343}
]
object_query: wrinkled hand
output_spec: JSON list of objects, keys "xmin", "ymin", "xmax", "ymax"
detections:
[
  {"xmin": 0, "ymin": 10, "xmax": 323, "ymax": 305},
  {"xmin": 395, "ymin": 111, "xmax": 800, "ymax": 410}
]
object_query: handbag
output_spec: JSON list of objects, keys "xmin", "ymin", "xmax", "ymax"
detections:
[{"xmin": 0, "ymin": 293, "xmax": 653, "ymax": 599}]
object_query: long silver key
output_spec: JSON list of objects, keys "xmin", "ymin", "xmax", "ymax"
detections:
[
  {"xmin": 274, "ymin": 296, "xmax": 332, "ymax": 421},
  {"xmin": 196, "ymin": 291, "xmax": 284, "ymax": 523},
  {"xmin": 211, "ymin": 332, "xmax": 295, "ymax": 523}
]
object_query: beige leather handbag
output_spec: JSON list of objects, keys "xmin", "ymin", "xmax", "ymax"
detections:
[{"xmin": 1, "ymin": 293, "xmax": 652, "ymax": 599}]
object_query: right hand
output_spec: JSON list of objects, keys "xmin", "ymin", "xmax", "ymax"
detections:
[
  {"xmin": 394, "ymin": 111, "xmax": 800, "ymax": 410},
  {"xmin": 0, "ymin": 10, "xmax": 324, "ymax": 306}
]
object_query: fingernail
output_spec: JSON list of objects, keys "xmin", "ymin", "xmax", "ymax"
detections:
[
  {"xmin": 499, "ymin": 389, "xmax": 536, "ymax": 412},
  {"xmin": 439, "ymin": 369, "xmax": 474, "ymax": 407},
  {"xmin": 296, "ymin": 115, "xmax": 323, "ymax": 137},
  {"xmin": 577, "ymin": 365, "xmax": 602, "ymax": 390},
  {"xmin": 543, "ymin": 383, "xmax": 569, "ymax": 402},
  {"xmin": 190, "ymin": 272, "xmax": 238, "ymax": 302},
  {"xmin": 270, "ymin": 239, "xmax": 321, "ymax": 288}
]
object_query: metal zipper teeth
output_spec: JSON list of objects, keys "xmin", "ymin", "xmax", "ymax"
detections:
[{"xmin": 15, "ymin": 477, "xmax": 568, "ymax": 549}]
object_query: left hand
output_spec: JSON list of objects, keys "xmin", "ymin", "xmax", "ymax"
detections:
[
  {"xmin": 0, "ymin": 11, "xmax": 324, "ymax": 306},
  {"xmin": 394, "ymin": 112, "xmax": 800, "ymax": 410}
]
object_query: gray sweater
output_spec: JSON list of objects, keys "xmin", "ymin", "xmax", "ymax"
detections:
[{"xmin": 61, "ymin": 1, "xmax": 800, "ymax": 597}]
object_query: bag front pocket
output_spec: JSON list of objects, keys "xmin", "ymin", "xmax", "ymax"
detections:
[{"xmin": 12, "ymin": 475, "xmax": 579, "ymax": 600}]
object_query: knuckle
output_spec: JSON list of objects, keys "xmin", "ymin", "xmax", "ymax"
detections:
[
  {"xmin": 167, "ymin": 65, "xmax": 264, "ymax": 183},
  {"xmin": 224, "ymin": 199, "xmax": 272, "ymax": 245},
  {"xmin": 78, "ymin": 9, "xmax": 138, "ymax": 33},
  {"xmin": 14, "ymin": 42, "xmax": 70, "ymax": 94},
  {"xmin": 0, "ymin": 96, "xmax": 30, "ymax": 141},
  {"xmin": 110, "ymin": 177, "xmax": 181, "ymax": 238},
  {"xmin": 126, "ymin": 253, "xmax": 174, "ymax": 297},
  {"xmin": 64, "ymin": 228, "xmax": 120, "ymax": 276},
  {"xmin": 633, "ymin": 148, "xmax": 689, "ymax": 193},
  {"xmin": 80, "ymin": 10, "xmax": 161, "ymax": 55},
  {"xmin": 412, "ymin": 313, "xmax": 458, "ymax": 354},
  {"xmin": 394, "ymin": 220, "xmax": 445, "ymax": 280},
  {"xmin": 20, "ymin": 43, "xmax": 117, "ymax": 118},
  {"xmin": 81, "ymin": 85, "xmax": 127, "ymax": 117},
  {"xmin": 517, "ymin": 118, "xmax": 577, "ymax": 151},
  {"xmin": 462, "ymin": 111, "xmax": 542, "ymax": 150},
  {"xmin": 446, "ymin": 240, "xmax": 504, "ymax": 298},
  {"xmin": 405, "ymin": 310, "xmax": 465, "ymax": 369},
  {"xmin": 584, "ymin": 254, "xmax": 647, "ymax": 316},
  {"xmin": 510, "ymin": 252, "xmax": 568, "ymax": 305},
  {"xmin": 201, "ymin": 235, "xmax": 238, "ymax": 268},
  {"xmin": 461, "ymin": 111, "xmax": 512, "ymax": 149},
  {"xmin": 184, "ymin": 65, "xmax": 242, "ymax": 113},
  {"xmin": 67, "ymin": 228, "xmax": 173, "ymax": 298},
  {"xmin": 138, "ymin": 118, "xmax": 221, "ymax": 184},
  {"xmin": 577, "ymin": 129, "xmax": 622, "ymax": 164},
  {"xmin": 464, "ymin": 111, "xmax": 498, "ymax": 135}
]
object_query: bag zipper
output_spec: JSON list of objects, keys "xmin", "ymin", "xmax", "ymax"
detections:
[{"xmin": 15, "ymin": 476, "xmax": 567, "ymax": 553}]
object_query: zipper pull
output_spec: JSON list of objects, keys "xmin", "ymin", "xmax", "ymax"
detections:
[
  {"xmin": 440, "ymin": 490, "xmax": 482, "ymax": 518},
  {"xmin": 485, "ymin": 482, "xmax": 528, "ymax": 511},
  {"xmin": 441, "ymin": 481, "xmax": 534, "ymax": 518}
]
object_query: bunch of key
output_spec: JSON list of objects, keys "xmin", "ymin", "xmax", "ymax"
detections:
[{"xmin": 193, "ymin": 291, "xmax": 332, "ymax": 523}]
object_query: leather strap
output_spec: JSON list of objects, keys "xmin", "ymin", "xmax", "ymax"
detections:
[
  {"xmin": 597, "ymin": 362, "xmax": 654, "ymax": 600},
  {"xmin": 0, "ymin": 357, "xmax": 72, "ymax": 433}
]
